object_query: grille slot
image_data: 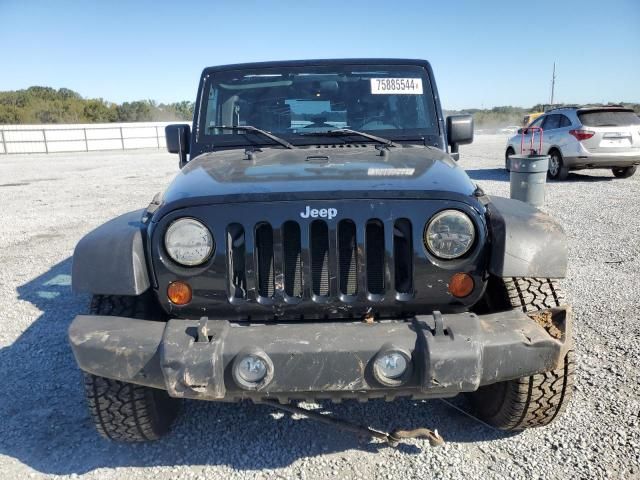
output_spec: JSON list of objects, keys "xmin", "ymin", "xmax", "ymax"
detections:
[
  {"xmin": 310, "ymin": 220, "xmax": 330, "ymax": 296},
  {"xmin": 283, "ymin": 221, "xmax": 302, "ymax": 298},
  {"xmin": 255, "ymin": 223, "xmax": 275, "ymax": 298},
  {"xmin": 366, "ymin": 220, "xmax": 385, "ymax": 295},
  {"xmin": 338, "ymin": 220, "xmax": 358, "ymax": 295},
  {"xmin": 226, "ymin": 223, "xmax": 246, "ymax": 299},
  {"xmin": 393, "ymin": 219, "xmax": 413, "ymax": 294}
]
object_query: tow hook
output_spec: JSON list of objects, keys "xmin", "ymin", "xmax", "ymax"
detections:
[{"xmin": 256, "ymin": 399, "xmax": 445, "ymax": 448}]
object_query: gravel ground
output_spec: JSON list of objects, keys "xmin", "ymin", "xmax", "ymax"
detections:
[{"xmin": 0, "ymin": 135, "xmax": 638, "ymax": 479}]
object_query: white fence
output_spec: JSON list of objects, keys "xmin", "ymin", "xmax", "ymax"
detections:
[{"xmin": 0, "ymin": 121, "xmax": 185, "ymax": 154}]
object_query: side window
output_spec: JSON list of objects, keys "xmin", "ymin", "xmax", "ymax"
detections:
[
  {"xmin": 542, "ymin": 114, "xmax": 561, "ymax": 130},
  {"xmin": 529, "ymin": 116, "xmax": 544, "ymax": 128},
  {"xmin": 558, "ymin": 114, "xmax": 572, "ymax": 128}
]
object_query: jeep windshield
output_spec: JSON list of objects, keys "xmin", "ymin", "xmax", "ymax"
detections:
[{"xmin": 198, "ymin": 64, "xmax": 439, "ymax": 148}]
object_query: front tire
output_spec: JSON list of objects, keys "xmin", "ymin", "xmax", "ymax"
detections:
[
  {"xmin": 469, "ymin": 278, "xmax": 574, "ymax": 430},
  {"xmin": 84, "ymin": 373, "xmax": 179, "ymax": 442},
  {"xmin": 82, "ymin": 294, "xmax": 179, "ymax": 442},
  {"xmin": 547, "ymin": 150, "xmax": 569, "ymax": 180},
  {"xmin": 612, "ymin": 166, "xmax": 636, "ymax": 178}
]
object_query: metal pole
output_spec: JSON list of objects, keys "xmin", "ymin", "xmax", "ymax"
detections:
[
  {"xmin": 120, "ymin": 127, "xmax": 125, "ymax": 150},
  {"xmin": 550, "ymin": 62, "xmax": 556, "ymax": 105},
  {"xmin": 43, "ymin": 129, "xmax": 48, "ymax": 154},
  {"xmin": 156, "ymin": 126, "xmax": 160, "ymax": 149},
  {"xmin": 0, "ymin": 130, "xmax": 6, "ymax": 154},
  {"xmin": 83, "ymin": 128, "xmax": 88, "ymax": 152}
]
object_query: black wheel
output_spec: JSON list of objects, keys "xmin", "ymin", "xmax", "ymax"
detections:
[
  {"xmin": 84, "ymin": 373, "xmax": 179, "ymax": 442},
  {"xmin": 469, "ymin": 278, "xmax": 574, "ymax": 430},
  {"xmin": 82, "ymin": 293, "xmax": 179, "ymax": 442},
  {"xmin": 505, "ymin": 148, "xmax": 515, "ymax": 172},
  {"xmin": 612, "ymin": 166, "xmax": 636, "ymax": 178},
  {"xmin": 547, "ymin": 149, "xmax": 569, "ymax": 180}
]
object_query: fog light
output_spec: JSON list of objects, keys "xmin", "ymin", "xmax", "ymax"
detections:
[
  {"xmin": 372, "ymin": 347, "xmax": 411, "ymax": 386},
  {"xmin": 375, "ymin": 353, "xmax": 407, "ymax": 379},
  {"xmin": 232, "ymin": 350, "xmax": 273, "ymax": 390},
  {"xmin": 237, "ymin": 355, "xmax": 267, "ymax": 383}
]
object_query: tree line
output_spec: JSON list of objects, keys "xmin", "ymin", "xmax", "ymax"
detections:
[
  {"xmin": 1, "ymin": 86, "xmax": 637, "ymax": 127},
  {"xmin": 0, "ymin": 86, "xmax": 194, "ymax": 124}
]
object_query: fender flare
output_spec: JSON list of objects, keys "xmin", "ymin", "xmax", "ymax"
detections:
[
  {"xmin": 486, "ymin": 196, "xmax": 567, "ymax": 278},
  {"xmin": 72, "ymin": 209, "xmax": 151, "ymax": 295}
]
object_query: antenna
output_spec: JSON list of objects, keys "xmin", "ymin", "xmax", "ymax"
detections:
[{"xmin": 550, "ymin": 62, "xmax": 556, "ymax": 105}]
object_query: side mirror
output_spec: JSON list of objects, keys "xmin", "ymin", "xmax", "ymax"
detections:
[
  {"xmin": 446, "ymin": 115, "xmax": 474, "ymax": 160},
  {"xmin": 165, "ymin": 124, "xmax": 191, "ymax": 168}
]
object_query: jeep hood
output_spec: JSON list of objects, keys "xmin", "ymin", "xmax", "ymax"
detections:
[{"xmin": 156, "ymin": 145, "xmax": 477, "ymax": 214}]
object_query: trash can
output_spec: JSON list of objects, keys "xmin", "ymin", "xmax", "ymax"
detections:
[{"xmin": 509, "ymin": 154, "xmax": 549, "ymax": 208}]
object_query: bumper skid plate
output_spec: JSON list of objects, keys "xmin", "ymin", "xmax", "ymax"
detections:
[{"xmin": 68, "ymin": 308, "xmax": 571, "ymax": 402}]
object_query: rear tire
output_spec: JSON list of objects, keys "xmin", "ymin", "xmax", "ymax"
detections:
[
  {"xmin": 82, "ymin": 293, "xmax": 179, "ymax": 442},
  {"xmin": 547, "ymin": 150, "xmax": 569, "ymax": 180},
  {"xmin": 612, "ymin": 166, "xmax": 636, "ymax": 178},
  {"xmin": 469, "ymin": 278, "xmax": 574, "ymax": 430},
  {"xmin": 505, "ymin": 148, "xmax": 515, "ymax": 172}
]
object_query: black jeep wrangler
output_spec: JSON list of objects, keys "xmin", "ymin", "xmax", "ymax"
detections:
[{"xmin": 69, "ymin": 59, "xmax": 573, "ymax": 442}]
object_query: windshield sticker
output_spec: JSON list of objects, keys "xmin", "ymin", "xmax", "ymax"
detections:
[
  {"xmin": 367, "ymin": 168, "xmax": 415, "ymax": 176},
  {"xmin": 371, "ymin": 78, "xmax": 423, "ymax": 95}
]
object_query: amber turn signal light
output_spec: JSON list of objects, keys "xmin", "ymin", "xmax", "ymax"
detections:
[
  {"xmin": 448, "ymin": 273, "xmax": 474, "ymax": 298},
  {"xmin": 167, "ymin": 281, "xmax": 192, "ymax": 305}
]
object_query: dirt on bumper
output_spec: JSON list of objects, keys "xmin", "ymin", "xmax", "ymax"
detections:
[{"xmin": 68, "ymin": 308, "xmax": 572, "ymax": 402}]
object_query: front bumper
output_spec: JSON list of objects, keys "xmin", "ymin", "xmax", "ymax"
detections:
[{"xmin": 68, "ymin": 308, "xmax": 571, "ymax": 402}]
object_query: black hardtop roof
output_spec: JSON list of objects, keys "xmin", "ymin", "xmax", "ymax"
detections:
[{"xmin": 201, "ymin": 58, "xmax": 433, "ymax": 76}]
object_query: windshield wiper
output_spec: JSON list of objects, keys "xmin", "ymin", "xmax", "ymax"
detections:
[
  {"xmin": 300, "ymin": 128, "xmax": 396, "ymax": 147},
  {"xmin": 208, "ymin": 125, "xmax": 294, "ymax": 149}
]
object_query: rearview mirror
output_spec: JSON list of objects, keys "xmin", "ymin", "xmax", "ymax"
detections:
[
  {"xmin": 165, "ymin": 124, "xmax": 191, "ymax": 168},
  {"xmin": 446, "ymin": 115, "xmax": 474, "ymax": 160}
]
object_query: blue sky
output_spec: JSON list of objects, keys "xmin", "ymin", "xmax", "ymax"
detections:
[{"xmin": 1, "ymin": 0, "xmax": 638, "ymax": 110}]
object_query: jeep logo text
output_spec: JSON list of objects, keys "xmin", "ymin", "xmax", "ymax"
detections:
[{"xmin": 300, "ymin": 206, "xmax": 337, "ymax": 220}]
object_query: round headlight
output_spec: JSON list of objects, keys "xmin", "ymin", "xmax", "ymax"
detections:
[
  {"xmin": 164, "ymin": 218, "xmax": 214, "ymax": 266},
  {"xmin": 424, "ymin": 210, "xmax": 475, "ymax": 259}
]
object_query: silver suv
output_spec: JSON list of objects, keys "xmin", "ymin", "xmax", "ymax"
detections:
[{"xmin": 505, "ymin": 107, "xmax": 640, "ymax": 180}]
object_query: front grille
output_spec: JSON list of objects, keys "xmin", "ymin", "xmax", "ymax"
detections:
[{"xmin": 226, "ymin": 218, "xmax": 413, "ymax": 302}]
